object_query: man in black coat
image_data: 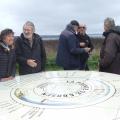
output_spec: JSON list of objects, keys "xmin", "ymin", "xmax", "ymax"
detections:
[
  {"xmin": 56, "ymin": 20, "xmax": 91, "ymax": 70},
  {"xmin": 0, "ymin": 29, "xmax": 16, "ymax": 81},
  {"xmin": 16, "ymin": 21, "xmax": 46, "ymax": 75},
  {"xmin": 77, "ymin": 24, "xmax": 94, "ymax": 70}
]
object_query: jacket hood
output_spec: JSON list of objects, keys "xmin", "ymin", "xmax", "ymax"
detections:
[
  {"xmin": 111, "ymin": 26, "xmax": 120, "ymax": 35},
  {"xmin": 103, "ymin": 26, "xmax": 120, "ymax": 37}
]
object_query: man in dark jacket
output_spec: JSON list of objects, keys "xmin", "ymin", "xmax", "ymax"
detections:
[
  {"xmin": 99, "ymin": 17, "xmax": 120, "ymax": 74},
  {"xmin": 77, "ymin": 24, "xmax": 94, "ymax": 70},
  {"xmin": 0, "ymin": 29, "xmax": 16, "ymax": 81},
  {"xmin": 56, "ymin": 20, "xmax": 91, "ymax": 70},
  {"xmin": 16, "ymin": 21, "xmax": 46, "ymax": 75}
]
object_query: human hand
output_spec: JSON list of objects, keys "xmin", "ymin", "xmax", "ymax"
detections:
[
  {"xmin": 84, "ymin": 47, "xmax": 91, "ymax": 53},
  {"xmin": 80, "ymin": 42, "xmax": 86, "ymax": 47},
  {"xmin": 27, "ymin": 59, "xmax": 37, "ymax": 68},
  {"xmin": 1, "ymin": 76, "xmax": 14, "ymax": 82}
]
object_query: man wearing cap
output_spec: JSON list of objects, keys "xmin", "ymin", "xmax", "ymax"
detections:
[{"xmin": 56, "ymin": 20, "xmax": 90, "ymax": 70}]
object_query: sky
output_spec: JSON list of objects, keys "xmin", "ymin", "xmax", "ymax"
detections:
[{"xmin": 0, "ymin": 0, "xmax": 120, "ymax": 35}]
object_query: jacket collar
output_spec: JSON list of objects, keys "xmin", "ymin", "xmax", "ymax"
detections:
[
  {"xmin": 20, "ymin": 33, "xmax": 38, "ymax": 48},
  {"xmin": 66, "ymin": 24, "xmax": 76, "ymax": 34},
  {"xmin": 103, "ymin": 26, "xmax": 120, "ymax": 37}
]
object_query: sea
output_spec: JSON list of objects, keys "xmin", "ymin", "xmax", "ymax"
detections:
[{"xmin": 41, "ymin": 34, "xmax": 103, "ymax": 41}]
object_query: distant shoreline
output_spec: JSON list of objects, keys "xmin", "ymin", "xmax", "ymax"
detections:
[{"xmin": 41, "ymin": 34, "xmax": 103, "ymax": 41}]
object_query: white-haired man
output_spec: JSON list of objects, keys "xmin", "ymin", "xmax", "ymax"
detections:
[
  {"xmin": 16, "ymin": 21, "xmax": 46, "ymax": 75},
  {"xmin": 99, "ymin": 17, "xmax": 120, "ymax": 74}
]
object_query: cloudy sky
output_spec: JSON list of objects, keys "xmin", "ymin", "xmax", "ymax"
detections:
[{"xmin": 0, "ymin": 0, "xmax": 120, "ymax": 35}]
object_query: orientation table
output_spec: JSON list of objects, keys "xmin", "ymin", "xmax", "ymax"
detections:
[{"xmin": 0, "ymin": 71, "xmax": 120, "ymax": 120}]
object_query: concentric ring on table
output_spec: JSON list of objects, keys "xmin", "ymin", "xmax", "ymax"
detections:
[{"xmin": 10, "ymin": 77, "xmax": 115, "ymax": 108}]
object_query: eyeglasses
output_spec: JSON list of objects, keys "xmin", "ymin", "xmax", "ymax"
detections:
[{"xmin": 79, "ymin": 27, "xmax": 86, "ymax": 29}]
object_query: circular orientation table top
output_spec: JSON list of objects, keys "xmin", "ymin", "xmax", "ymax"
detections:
[{"xmin": 0, "ymin": 71, "xmax": 120, "ymax": 120}]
